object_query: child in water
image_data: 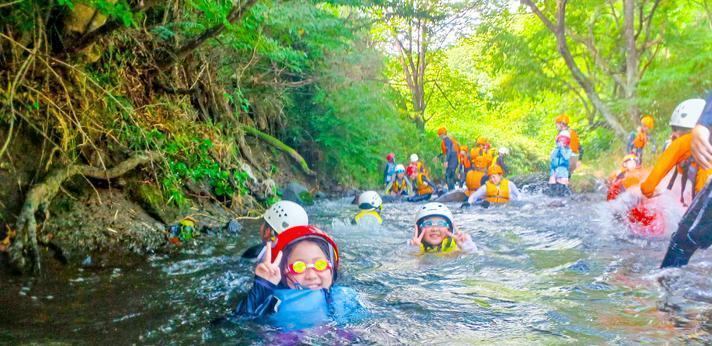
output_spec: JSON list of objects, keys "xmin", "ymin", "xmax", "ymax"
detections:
[
  {"xmin": 353, "ymin": 191, "xmax": 383, "ymax": 225},
  {"xmin": 549, "ymin": 130, "xmax": 572, "ymax": 186},
  {"xmin": 408, "ymin": 203, "xmax": 477, "ymax": 254},
  {"xmin": 235, "ymin": 225, "xmax": 365, "ymax": 330},
  {"xmin": 241, "ymin": 200, "xmax": 308, "ymax": 259}
]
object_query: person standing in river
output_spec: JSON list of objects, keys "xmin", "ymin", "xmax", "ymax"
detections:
[
  {"xmin": 438, "ymin": 127, "xmax": 460, "ymax": 191},
  {"xmin": 660, "ymin": 94, "xmax": 712, "ymax": 268}
]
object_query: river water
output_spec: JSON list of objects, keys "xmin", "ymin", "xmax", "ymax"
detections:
[{"xmin": 2, "ymin": 188, "xmax": 712, "ymax": 344}]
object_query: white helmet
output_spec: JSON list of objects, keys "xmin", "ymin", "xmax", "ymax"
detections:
[
  {"xmin": 395, "ymin": 164, "xmax": 406, "ymax": 173},
  {"xmin": 410, "ymin": 154, "xmax": 419, "ymax": 163},
  {"xmin": 415, "ymin": 202, "xmax": 454, "ymax": 229},
  {"xmin": 358, "ymin": 191, "xmax": 382, "ymax": 210},
  {"xmin": 670, "ymin": 98, "xmax": 706, "ymax": 129},
  {"xmin": 263, "ymin": 200, "xmax": 308, "ymax": 234},
  {"xmin": 498, "ymin": 147, "xmax": 510, "ymax": 155}
]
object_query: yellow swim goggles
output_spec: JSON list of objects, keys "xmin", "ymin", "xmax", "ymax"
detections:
[{"xmin": 288, "ymin": 259, "xmax": 332, "ymax": 275}]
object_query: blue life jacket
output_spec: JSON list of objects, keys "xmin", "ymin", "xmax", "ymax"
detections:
[{"xmin": 268, "ymin": 286, "xmax": 365, "ymax": 330}]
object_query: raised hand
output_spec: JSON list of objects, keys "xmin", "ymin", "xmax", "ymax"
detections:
[
  {"xmin": 255, "ymin": 241, "xmax": 283, "ymax": 285},
  {"xmin": 409, "ymin": 226, "xmax": 425, "ymax": 246},
  {"xmin": 445, "ymin": 228, "xmax": 471, "ymax": 246}
]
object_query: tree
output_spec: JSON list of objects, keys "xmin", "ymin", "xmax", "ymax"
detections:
[
  {"xmin": 375, "ymin": 0, "xmax": 473, "ymax": 130},
  {"xmin": 520, "ymin": 0, "xmax": 666, "ymax": 137}
]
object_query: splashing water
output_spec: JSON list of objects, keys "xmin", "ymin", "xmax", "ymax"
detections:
[{"xmin": 2, "ymin": 188, "xmax": 712, "ymax": 344}]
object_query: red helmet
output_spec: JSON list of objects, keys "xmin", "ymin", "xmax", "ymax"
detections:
[
  {"xmin": 386, "ymin": 153, "xmax": 395, "ymax": 161},
  {"xmin": 271, "ymin": 225, "xmax": 340, "ymax": 280}
]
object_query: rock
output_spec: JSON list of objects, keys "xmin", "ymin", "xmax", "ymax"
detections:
[
  {"xmin": 570, "ymin": 173, "xmax": 602, "ymax": 193},
  {"xmin": 314, "ymin": 191, "xmax": 327, "ymax": 199},
  {"xmin": 434, "ymin": 190, "xmax": 467, "ymax": 203},
  {"xmin": 226, "ymin": 219, "xmax": 242, "ymax": 234},
  {"xmin": 129, "ymin": 183, "xmax": 180, "ymax": 224},
  {"xmin": 281, "ymin": 181, "xmax": 313, "ymax": 206}
]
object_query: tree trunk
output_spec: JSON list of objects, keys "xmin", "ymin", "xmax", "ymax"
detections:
[
  {"xmin": 522, "ymin": 0, "xmax": 627, "ymax": 138},
  {"xmin": 623, "ymin": 0, "xmax": 639, "ymax": 124}
]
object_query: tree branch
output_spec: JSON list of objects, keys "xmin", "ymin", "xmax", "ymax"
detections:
[
  {"xmin": 67, "ymin": 0, "xmax": 162, "ymax": 54},
  {"xmin": 155, "ymin": 0, "xmax": 259, "ymax": 72}
]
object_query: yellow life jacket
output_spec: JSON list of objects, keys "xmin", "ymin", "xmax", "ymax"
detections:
[
  {"xmin": 485, "ymin": 178, "xmax": 510, "ymax": 204},
  {"xmin": 390, "ymin": 177, "xmax": 408, "ymax": 194},
  {"xmin": 419, "ymin": 237, "xmax": 458, "ymax": 254},
  {"xmin": 414, "ymin": 173, "xmax": 434, "ymax": 196},
  {"xmin": 354, "ymin": 210, "xmax": 383, "ymax": 225}
]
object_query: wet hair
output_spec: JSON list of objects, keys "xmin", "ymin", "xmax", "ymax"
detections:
[{"xmin": 279, "ymin": 238, "xmax": 336, "ymax": 288}]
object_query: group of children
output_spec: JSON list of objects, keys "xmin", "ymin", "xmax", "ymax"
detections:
[
  {"xmin": 232, "ymin": 97, "xmax": 712, "ymax": 330},
  {"xmin": 382, "ymin": 128, "xmax": 517, "ymax": 207},
  {"xmin": 234, "ymin": 199, "xmax": 477, "ymax": 329}
]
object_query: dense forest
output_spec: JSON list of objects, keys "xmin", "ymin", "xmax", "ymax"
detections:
[{"xmin": 0, "ymin": 0, "xmax": 710, "ymax": 272}]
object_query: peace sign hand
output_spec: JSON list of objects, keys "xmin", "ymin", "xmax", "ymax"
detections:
[
  {"xmin": 255, "ymin": 241, "xmax": 283, "ymax": 285},
  {"xmin": 409, "ymin": 226, "xmax": 425, "ymax": 246},
  {"xmin": 445, "ymin": 228, "xmax": 471, "ymax": 246}
]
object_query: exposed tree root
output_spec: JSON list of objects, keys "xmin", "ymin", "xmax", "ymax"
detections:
[
  {"xmin": 8, "ymin": 152, "xmax": 160, "ymax": 274},
  {"xmin": 241, "ymin": 126, "xmax": 316, "ymax": 177}
]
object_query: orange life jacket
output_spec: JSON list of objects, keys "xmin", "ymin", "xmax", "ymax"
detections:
[
  {"xmin": 459, "ymin": 152, "xmax": 471, "ymax": 169},
  {"xmin": 632, "ymin": 130, "xmax": 647, "ymax": 149},
  {"xmin": 470, "ymin": 148, "xmax": 492, "ymax": 169},
  {"xmin": 485, "ymin": 179, "xmax": 510, "ymax": 204},
  {"xmin": 464, "ymin": 170, "xmax": 485, "ymax": 196}
]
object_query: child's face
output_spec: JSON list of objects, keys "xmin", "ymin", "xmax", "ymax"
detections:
[
  {"xmin": 419, "ymin": 216, "xmax": 450, "ymax": 247},
  {"xmin": 490, "ymin": 174, "xmax": 502, "ymax": 185},
  {"xmin": 623, "ymin": 159, "xmax": 637, "ymax": 171},
  {"xmin": 259, "ymin": 223, "xmax": 273, "ymax": 242},
  {"xmin": 397, "ymin": 172, "xmax": 405, "ymax": 178},
  {"xmin": 285, "ymin": 241, "xmax": 333, "ymax": 290}
]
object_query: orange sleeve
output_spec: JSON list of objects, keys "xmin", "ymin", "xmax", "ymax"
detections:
[
  {"xmin": 696, "ymin": 168, "xmax": 712, "ymax": 194},
  {"xmin": 570, "ymin": 130, "xmax": 580, "ymax": 154},
  {"xmin": 640, "ymin": 134, "xmax": 692, "ymax": 198}
]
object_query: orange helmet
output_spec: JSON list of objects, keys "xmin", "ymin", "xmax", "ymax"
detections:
[
  {"xmin": 641, "ymin": 115, "xmax": 654, "ymax": 129},
  {"xmin": 476, "ymin": 137, "xmax": 488, "ymax": 146},
  {"xmin": 473, "ymin": 156, "xmax": 488, "ymax": 169},
  {"xmin": 488, "ymin": 164, "xmax": 504, "ymax": 176},
  {"xmin": 437, "ymin": 127, "xmax": 447, "ymax": 136},
  {"xmin": 555, "ymin": 114, "xmax": 570, "ymax": 125}
]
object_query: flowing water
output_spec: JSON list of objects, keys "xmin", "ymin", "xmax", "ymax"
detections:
[{"xmin": 3, "ymin": 188, "xmax": 712, "ymax": 344}]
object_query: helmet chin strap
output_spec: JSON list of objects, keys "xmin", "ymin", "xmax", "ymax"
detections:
[{"xmin": 286, "ymin": 274, "xmax": 306, "ymax": 290}]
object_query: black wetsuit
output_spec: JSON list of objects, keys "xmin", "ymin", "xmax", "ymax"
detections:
[
  {"xmin": 442, "ymin": 137, "xmax": 459, "ymax": 190},
  {"xmin": 661, "ymin": 93, "xmax": 712, "ymax": 268}
]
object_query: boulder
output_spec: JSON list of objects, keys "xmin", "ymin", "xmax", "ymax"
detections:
[
  {"xmin": 434, "ymin": 190, "xmax": 467, "ymax": 203},
  {"xmin": 281, "ymin": 181, "xmax": 313, "ymax": 206}
]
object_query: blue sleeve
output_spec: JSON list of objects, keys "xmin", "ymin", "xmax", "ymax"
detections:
[
  {"xmin": 234, "ymin": 277, "xmax": 279, "ymax": 319},
  {"xmin": 700, "ymin": 93, "xmax": 712, "ymax": 127},
  {"xmin": 626, "ymin": 132, "xmax": 635, "ymax": 153}
]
